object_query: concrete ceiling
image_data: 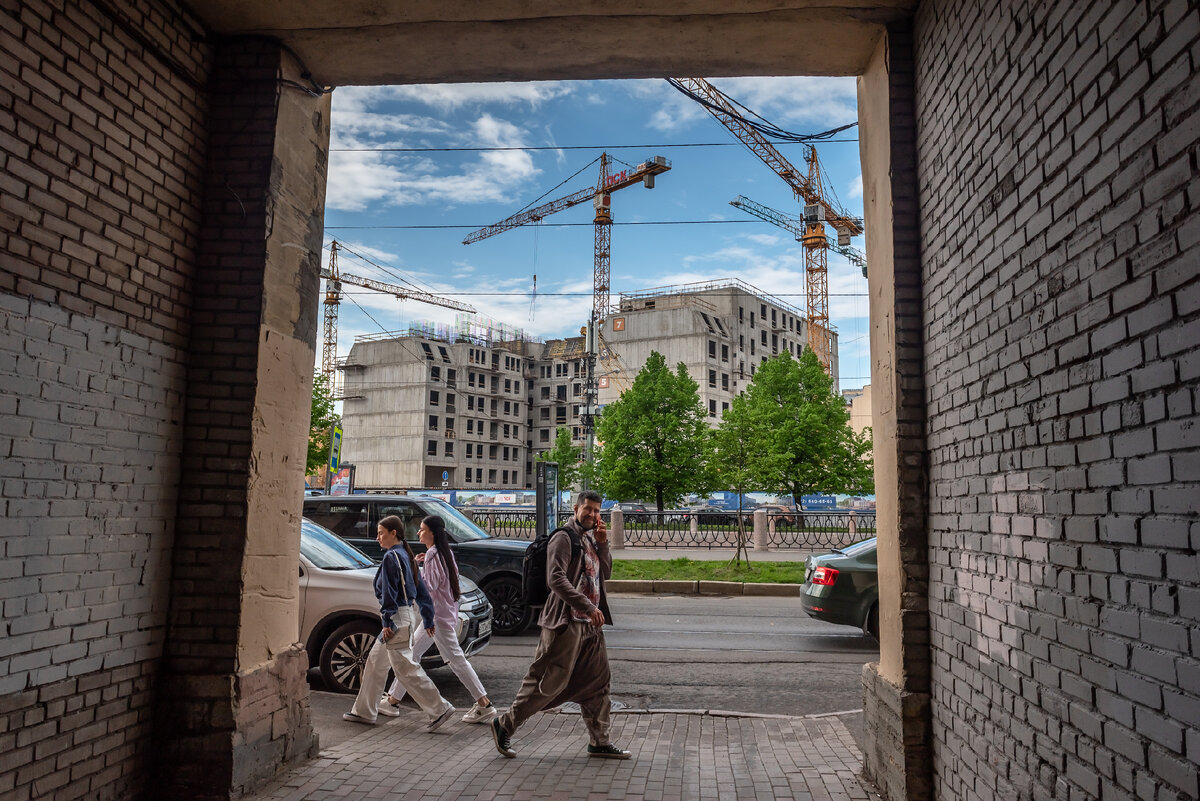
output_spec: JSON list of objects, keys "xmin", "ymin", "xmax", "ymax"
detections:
[{"xmin": 189, "ymin": 1, "xmax": 917, "ymax": 86}]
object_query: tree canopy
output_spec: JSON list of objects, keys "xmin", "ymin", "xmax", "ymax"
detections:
[
  {"xmin": 594, "ymin": 351, "xmax": 713, "ymax": 510},
  {"xmin": 534, "ymin": 426, "xmax": 584, "ymax": 491},
  {"xmin": 307, "ymin": 374, "xmax": 341, "ymax": 477},
  {"xmin": 728, "ymin": 349, "xmax": 874, "ymax": 504}
]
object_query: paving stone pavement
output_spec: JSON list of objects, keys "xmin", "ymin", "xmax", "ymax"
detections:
[{"xmin": 247, "ymin": 707, "xmax": 880, "ymax": 801}]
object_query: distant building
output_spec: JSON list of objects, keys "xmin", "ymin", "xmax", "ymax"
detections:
[
  {"xmin": 841, "ymin": 384, "xmax": 872, "ymax": 439},
  {"xmin": 338, "ymin": 279, "xmax": 838, "ymax": 490}
]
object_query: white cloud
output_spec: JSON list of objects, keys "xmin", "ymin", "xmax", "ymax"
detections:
[
  {"xmin": 848, "ymin": 174, "xmax": 863, "ymax": 200},
  {"xmin": 638, "ymin": 76, "xmax": 857, "ymax": 134},
  {"xmin": 354, "ymin": 82, "xmax": 576, "ymax": 112}
]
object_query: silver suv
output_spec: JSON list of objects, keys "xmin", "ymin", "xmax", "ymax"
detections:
[{"xmin": 299, "ymin": 518, "xmax": 492, "ymax": 694}]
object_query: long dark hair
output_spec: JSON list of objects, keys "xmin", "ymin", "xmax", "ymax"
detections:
[
  {"xmin": 422, "ymin": 515, "xmax": 460, "ymax": 601},
  {"xmin": 378, "ymin": 514, "xmax": 420, "ymax": 579}
]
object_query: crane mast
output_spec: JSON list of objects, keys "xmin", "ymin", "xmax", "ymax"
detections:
[
  {"xmin": 464, "ymin": 153, "xmax": 670, "ymax": 486},
  {"xmin": 729, "ymin": 194, "xmax": 866, "ymax": 277},
  {"xmin": 320, "ymin": 240, "xmax": 476, "ymax": 382},
  {"xmin": 673, "ymin": 77, "xmax": 863, "ymax": 372}
]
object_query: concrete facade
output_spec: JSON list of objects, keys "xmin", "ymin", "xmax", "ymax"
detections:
[{"xmin": 3, "ymin": 1, "xmax": 1197, "ymax": 800}]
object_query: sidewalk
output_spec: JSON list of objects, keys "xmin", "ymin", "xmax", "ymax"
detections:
[{"xmin": 246, "ymin": 704, "xmax": 878, "ymax": 801}]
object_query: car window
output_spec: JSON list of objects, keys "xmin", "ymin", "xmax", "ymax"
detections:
[
  {"xmin": 841, "ymin": 538, "xmax": 877, "ymax": 561},
  {"xmin": 415, "ymin": 500, "xmax": 489, "ymax": 542},
  {"xmin": 376, "ymin": 501, "xmax": 425, "ymax": 542},
  {"xmin": 300, "ymin": 519, "xmax": 374, "ymax": 570},
  {"xmin": 305, "ymin": 500, "xmax": 370, "ymax": 541}
]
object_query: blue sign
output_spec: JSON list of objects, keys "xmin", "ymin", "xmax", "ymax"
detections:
[
  {"xmin": 442, "ymin": 470, "xmax": 449, "ymax": 481},
  {"xmin": 801, "ymin": 494, "xmax": 836, "ymax": 510}
]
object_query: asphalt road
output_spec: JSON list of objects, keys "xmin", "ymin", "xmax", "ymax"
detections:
[{"xmin": 308, "ymin": 592, "xmax": 878, "ymax": 751}]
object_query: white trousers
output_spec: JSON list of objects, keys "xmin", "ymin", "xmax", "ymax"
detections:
[
  {"xmin": 350, "ymin": 609, "xmax": 451, "ymax": 721},
  {"xmin": 387, "ymin": 620, "xmax": 487, "ymax": 703}
]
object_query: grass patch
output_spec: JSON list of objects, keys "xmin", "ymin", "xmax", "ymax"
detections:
[{"xmin": 611, "ymin": 557, "xmax": 806, "ymax": 584}]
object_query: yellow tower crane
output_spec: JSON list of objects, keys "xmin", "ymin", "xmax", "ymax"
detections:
[
  {"xmin": 321, "ymin": 240, "xmax": 477, "ymax": 382},
  {"xmin": 670, "ymin": 78, "xmax": 863, "ymax": 373}
]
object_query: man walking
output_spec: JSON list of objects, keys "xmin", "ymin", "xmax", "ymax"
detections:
[{"xmin": 490, "ymin": 490, "xmax": 631, "ymax": 759}]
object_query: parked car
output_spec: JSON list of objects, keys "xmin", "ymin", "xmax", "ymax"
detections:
[
  {"xmin": 799, "ymin": 537, "xmax": 879, "ymax": 639},
  {"xmin": 613, "ymin": 501, "xmax": 650, "ymax": 522},
  {"xmin": 298, "ymin": 518, "xmax": 492, "ymax": 693},
  {"xmin": 755, "ymin": 504, "xmax": 799, "ymax": 524},
  {"xmin": 690, "ymin": 505, "xmax": 736, "ymax": 525},
  {"xmin": 303, "ymin": 494, "xmax": 535, "ymax": 635}
]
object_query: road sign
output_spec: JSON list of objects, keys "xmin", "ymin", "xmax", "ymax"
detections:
[
  {"xmin": 442, "ymin": 470, "xmax": 449, "ymax": 481},
  {"xmin": 329, "ymin": 426, "xmax": 343, "ymax": 470}
]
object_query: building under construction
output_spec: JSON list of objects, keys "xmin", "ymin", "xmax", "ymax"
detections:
[{"xmin": 338, "ymin": 280, "xmax": 835, "ymax": 490}]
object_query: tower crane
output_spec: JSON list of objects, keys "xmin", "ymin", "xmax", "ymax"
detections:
[
  {"xmin": 729, "ymin": 195, "xmax": 866, "ymax": 278},
  {"xmin": 464, "ymin": 153, "xmax": 670, "ymax": 488},
  {"xmin": 670, "ymin": 77, "xmax": 863, "ymax": 373},
  {"xmin": 321, "ymin": 240, "xmax": 477, "ymax": 382},
  {"xmin": 462, "ymin": 153, "xmax": 670, "ymax": 325}
]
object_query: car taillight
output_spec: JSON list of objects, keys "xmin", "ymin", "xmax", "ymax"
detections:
[{"xmin": 811, "ymin": 566, "xmax": 839, "ymax": 586}]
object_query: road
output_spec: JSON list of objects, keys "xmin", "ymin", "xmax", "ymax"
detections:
[{"xmin": 308, "ymin": 592, "xmax": 878, "ymax": 750}]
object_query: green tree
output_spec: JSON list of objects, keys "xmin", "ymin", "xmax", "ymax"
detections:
[
  {"xmin": 712, "ymin": 394, "xmax": 764, "ymax": 564},
  {"xmin": 594, "ymin": 351, "xmax": 713, "ymax": 512},
  {"xmin": 534, "ymin": 426, "xmax": 584, "ymax": 491},
  {"xmin": 738, "ymin": 349, "xmax": 874, "ymax": 504},
  {"xmin": 307, "ymin": 374, "xmax": 341, "ymax": 477}
]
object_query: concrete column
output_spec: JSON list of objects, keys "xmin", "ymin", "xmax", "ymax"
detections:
[
  {"xmin": 752, "ymin": 509, "xmax": 770, "ymax": 550},
  {"xmin": 154, "ymin": 39, "xmax": 329, "ymax": 801},
  {"xmin": 610, "ymin": 509, "xmax": 625, "ymax": 548},
  {"xmin": 857, "ymin": 19, "xmax": 932, "ymax": 801}
]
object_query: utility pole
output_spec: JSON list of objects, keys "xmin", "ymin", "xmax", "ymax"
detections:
[{"xmin": 582, "ymin": 316, "xmax": 598, "ymax": 491}]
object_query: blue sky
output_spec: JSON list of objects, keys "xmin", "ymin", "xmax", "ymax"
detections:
[{"xmin": 321, "ymin": 77, "xmax": 870, "ymax": 389}]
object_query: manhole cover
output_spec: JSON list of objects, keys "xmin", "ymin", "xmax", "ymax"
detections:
[{"xmin": 557, "ymin": 699, "xmax": 628, "ymax": 714}]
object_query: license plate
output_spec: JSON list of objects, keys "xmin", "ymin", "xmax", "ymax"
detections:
[{"xmin": 478, "ymin": 618, "xmax": 491, "ymax": 638}]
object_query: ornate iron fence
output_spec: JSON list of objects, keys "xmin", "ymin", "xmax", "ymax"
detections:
[{"xmin": 463, "ymin": 508, "xmax": 876, "ymax": 551}]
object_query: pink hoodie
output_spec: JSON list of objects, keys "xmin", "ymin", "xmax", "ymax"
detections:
[{"xmin": 421, "ymin": 546, "xmax": 460, "ymax": 629}]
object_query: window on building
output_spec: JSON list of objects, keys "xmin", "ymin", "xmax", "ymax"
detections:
[
  {"xmin": 541, "ymin": 386, "xmax": 550, "ymax": 399},
  {"xmin": 504, "ymin": 378, "xmax": 511, "ymax": 392},
  {"xmin": 722, "ymin": 402, "xmax": 729, "ymax": 412},
  {"xmin": 771, "ymin": 309, "xmax": 777, "ymax": 327},
  {"xmin": 750, "ymin": 312, "xmax": 755, "ymax": 327},
  {"xmin": 444, "ymin": 442, "xmax": 453, "ymax": 456},
  {"xmin": 420, "ymin": 342, "xmax": 434, "ymax": 360},
  {"xmin": 447, "ymin": 368, "xmax": 456, "ymax": 385},
  {"xmin": 700, "ymin": 312, "xmax": 715, "ymax": 333},
  {"xmin": 540, "ymin": 429, "xmax": 550, "ymax": 442},
  {"xmin": 751, "ymin": 340, "xmax": 756, "ymax": 355},
  {"xmin": 572, "ymin": 383, "xmax": 582, "ymax": 397},
  {"xmin": 488, "ymin": 469, "xmax": 496, "ymax": 484},
  {"xmin": 502, "ymin": 470, "xmax": 509, "ymax": 484},
  {"xmin": 467, "ymin": 419, "xmax": 474, "ymax": 434},
  {"xmin": 721, "ymin": 373, "xmax": 729, "ymax": 391},
  {"xmin": 708, "ymin": 340, "xmax": 716, "ymax": 358},
  {"xmin": 446, "ymin": 393, "xmax": 455, "ymax": 410},
  {"xmin": 739, "ymin": 306, "xmax": 744, "ymax": 322},
  {"xmin": 761, "ymin": 303, "xmax": 767, "ymax": 318},
  {"xmin": 427, "ymin": 440, "xmax": 437, "ymax": 456},
  {"xmin": 430, "ymin": 390, "xmax": 439, "ymax": 405},
  {"xmin": 540, "ymin": 407, "xmax": 550, "ymax": 420},
  {"xmin": 476, "ymin": 468, "xmax": 482, "ymax": 483},
  {"xmin": 503, "ymin": 446, "xmax": 510, "ymax": 460},
  {"xmin": 490, "ymin": 399, "xmax": 498, "ymax": 415},
  {"xmin": 503, "ymin": 424, "xmax": 510, "ymax": 438},
  {"xmin": 489, "ymin": 445, "xmax": 498, "ymax": 459},
  {"xmin": 466, "ymin": 443, "xmax": 473, "ymax": 458},
  {"xmin": 465, "ymin": 470, "xmax": 472, "ymax": 483},
  {"xmin": 504, "ymin": 400, "xmax": 511, "ymax": 414},
  {"xmin": 428, "ymin": 415, "xmax": 438, "ymax": 430},
  {"xmin": 708, "ymin": 369, "xmax": 717, "ymax": 388},
  {"xmin": 714, "ymin": 318, "xmax": 727, "ymax": 336},
  {"xmin": 708, "ymin": 399, "xmax": 716, "ymax": 417},
  {"xmin": 514, "ymin": 403, "xmax": 520, "ymax": 416},
  {"xmin": 438, "ymin": 345, "xmax": 449, "ymax": 363},
  {"xmin": 772, "ymin": 334, "xmax": 778, "ymax": 353},
  {"xmin": 431, "ymin": 366, "xmax": 441, "ymax": 381},
  {"xmin": 761, "ymin": 331, "xmax": 768, "ymax": 345},
  {"xmin": 445, "ymin": 417, "xmax": 454, "ymax": 433},
  {"xmin": 721, "ymin": 344, "xmax": 729, "ymax": 361}
]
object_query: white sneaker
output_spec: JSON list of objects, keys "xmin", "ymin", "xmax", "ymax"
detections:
[
  {"xmin": 461, "ymin": 703, "xmax": 498, "ymax": 724},
  {"xmin": 425, "ymin": 705, "xmax": 456, "ymax": 731},
  {"xmin": 377, "ymin": 696, "xmax": 401, "ymax": 717}
]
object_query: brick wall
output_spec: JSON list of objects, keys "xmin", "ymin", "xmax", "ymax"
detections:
[
  {"xmin": 915, "ymin": 1, "xmax": 1200, "ymax": 799},
  {"xmin": 0, "ymin": 0, "xmax": 209, "ymax": 798}
]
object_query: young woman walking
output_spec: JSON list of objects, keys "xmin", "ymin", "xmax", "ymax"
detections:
[
  {"xmin": 379, "ymin": 514, "xmax": 496, "ymax": 724},
  {"xmin": 343, "ymin": 515, "xmax": 456, "ymax": 730}
]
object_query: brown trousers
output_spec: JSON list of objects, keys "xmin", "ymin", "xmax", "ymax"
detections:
[{"xmin": 498, "ymin": 620, "xmax": 611, "ymax": 746}]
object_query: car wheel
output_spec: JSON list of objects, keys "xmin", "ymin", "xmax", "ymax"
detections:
[
  {"xmin": 865, "ymin": 603, "xmax": 880, "ymax": 641},
  {"xmin": 483, "ymin": 575, "xmax": 534, "ymax": 636},
  {"xmin": 319, "ymin": 619, "xmax": 378, "ymax": 694}
]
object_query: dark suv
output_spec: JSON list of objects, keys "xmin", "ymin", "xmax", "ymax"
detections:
[{"xmin": 303, "ymin": 495, "xmax": 534, "ymax": 635}]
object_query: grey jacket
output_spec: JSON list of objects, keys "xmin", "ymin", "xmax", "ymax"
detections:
[{"xmin": 538, "ymin": 517, "xmax": 613, "ymax": 630}]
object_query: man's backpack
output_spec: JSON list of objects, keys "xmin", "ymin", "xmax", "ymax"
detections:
[{"xmin": 521, "ymin": 526, "xmax": 582, "ymax": 606}]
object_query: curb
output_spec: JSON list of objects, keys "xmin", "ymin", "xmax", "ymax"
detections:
[{"xmin": 607, "ymin": 579, "xmax": 800, "ymax": 597}]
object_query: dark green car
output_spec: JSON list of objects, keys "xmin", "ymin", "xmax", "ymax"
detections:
[{"xmin": 800, "ymin": 537, "xmax": 879, "ymax": 639}]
